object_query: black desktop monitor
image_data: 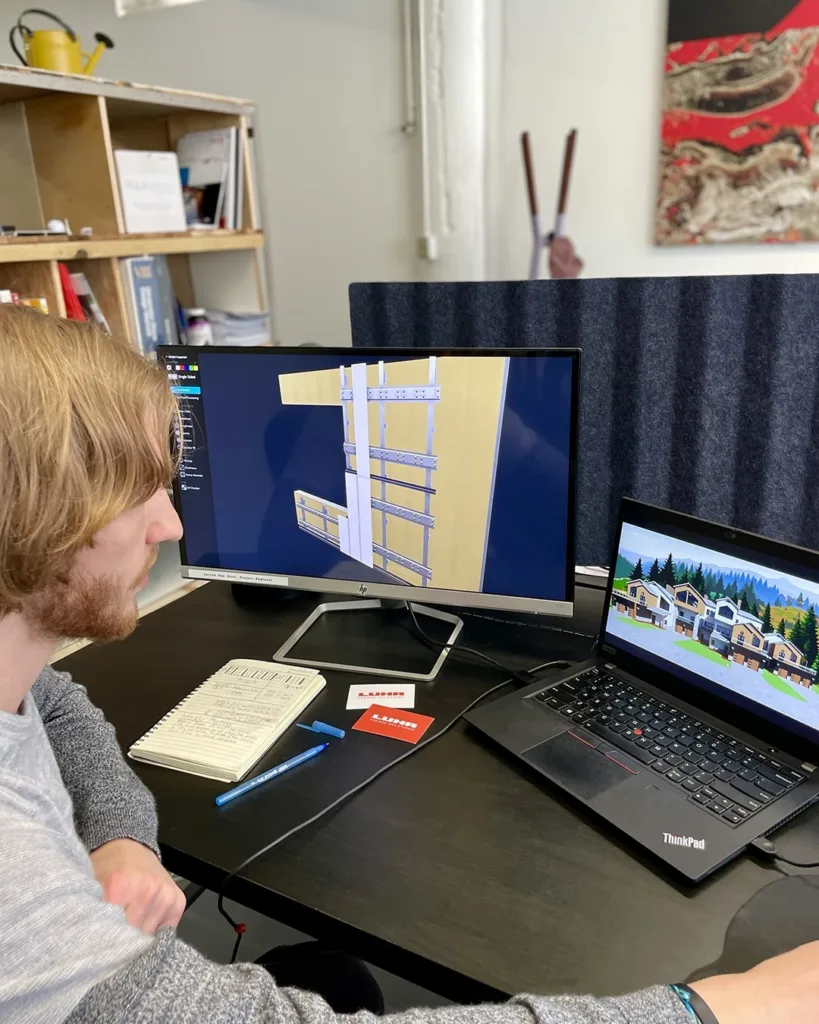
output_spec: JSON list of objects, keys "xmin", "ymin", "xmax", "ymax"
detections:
[{"xmin": 159, "ymin": 347, "xmax": 579, "ymax": 678}]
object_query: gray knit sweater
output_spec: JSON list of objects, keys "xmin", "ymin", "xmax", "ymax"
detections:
[{"xmin": 0, "ymin": 666, "xmax": 690, "ymax": 1024}]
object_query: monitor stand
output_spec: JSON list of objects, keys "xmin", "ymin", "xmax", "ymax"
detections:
[{"xmin": 274, "ymin": 600, "xmax": 464, "ymax": 682}]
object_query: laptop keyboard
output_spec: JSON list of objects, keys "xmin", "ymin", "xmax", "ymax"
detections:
[{"xmin": 531, "ymin": 666, "xmax": 806, "ymax": 827}]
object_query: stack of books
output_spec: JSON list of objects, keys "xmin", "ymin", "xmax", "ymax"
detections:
[
  {"xmin": 53, "ymin": 260, "xmax": 180, "ymax": 358},
  {"xmin": 177, "ymin": 127, "xmax": 244, "ymax": 230},
  {"xmin": 113, "ymin": 128, "xmax": 244, "ymax": 234},
  {"xmin": 205, "ymin": 309, "xmax": 270, "ymax": 346}
]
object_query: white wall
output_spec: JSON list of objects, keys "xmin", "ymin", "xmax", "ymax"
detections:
[
  {"xmin": 490, "ymin": 0, "xmax": 819, "ymax": 281},
  {"xmin": 3, "ymin": 0, "xmax": 420, "ymax": 345},
  {"xmin": 9, "ymin": 0, "xmax": 804, "ymax": 343}
]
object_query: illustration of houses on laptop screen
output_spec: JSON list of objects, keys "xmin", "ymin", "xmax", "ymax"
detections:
[{"xmin": 606, "ymin": 523, "xmax": 819, "ymax": 732}]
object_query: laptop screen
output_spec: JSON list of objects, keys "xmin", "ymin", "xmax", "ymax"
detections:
[{"xmin": 604, "ymin": 516, "xmax": 819, "ymax": 744}]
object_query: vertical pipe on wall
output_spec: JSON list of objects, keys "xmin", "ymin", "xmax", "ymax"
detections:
[
  {"xmin": 416, "ymin": 0, "xmax": 436, "ymax": 260},
  {"xmin": 401, "ymin": 0, "xmax": 418, "ymax": 136},
  {"xmin": 415, "ymin": 0, "xmax": 489, "ymax": 280}
]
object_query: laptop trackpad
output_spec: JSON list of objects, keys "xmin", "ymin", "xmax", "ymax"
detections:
[{"xmin": 524, "ymin": 731, "xmax": 635, "ymax": 801}]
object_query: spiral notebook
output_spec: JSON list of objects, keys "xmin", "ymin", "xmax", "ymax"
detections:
[{"xmin": 128, "ymin": 659, "xmax": 326, "ymax": 783}]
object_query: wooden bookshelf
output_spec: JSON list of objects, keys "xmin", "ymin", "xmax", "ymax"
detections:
[
  {"xmin": 0, "ymin": 66, "xmax": 269, "ymax": 613},
  {"xmin": 0, "ymin": 64, "xmax": 268, "ymax": 329},
  {"xmin": 0, "ymin": 230, "xmax": 264, "ymax": 263}
]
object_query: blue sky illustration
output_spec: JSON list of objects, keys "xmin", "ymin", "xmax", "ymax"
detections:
[{"xmin": 620, "ymin": 524, "xmax": 819, "ymax": 603}]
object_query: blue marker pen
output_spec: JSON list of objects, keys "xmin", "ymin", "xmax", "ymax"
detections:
[
  {"xmin": 215, "ymin": 743, "xmax": 328, "ymax": 807},
  {"xmin": 297, "ymin": 720, "xmax": 346, "ymax": 739}
]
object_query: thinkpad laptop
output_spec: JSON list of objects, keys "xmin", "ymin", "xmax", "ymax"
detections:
[{"xmin": 466, "ymin": 499, "xmax": 819, "ymax": 881}]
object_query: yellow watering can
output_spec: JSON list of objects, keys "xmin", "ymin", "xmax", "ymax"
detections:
[{"xmin": 10, "ymin": 9, "xmax": 114, "ymax": 76}]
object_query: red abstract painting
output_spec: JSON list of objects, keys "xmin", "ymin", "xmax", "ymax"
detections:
[{"xmin": 657, "ymin": 0, "xmax": 819, "ymax": 244}]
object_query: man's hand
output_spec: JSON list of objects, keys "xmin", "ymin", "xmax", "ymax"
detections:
[
  {"xmin": 691, "ymin": 940, "xmax": 819, "ymax": 1024},
  {"xmin": 90, "ymin": 838, "xmax": 186, "ymax": 934},
  {"xmin": 548, "ymin": 236, "xmax": 583, "ymax": 279}
]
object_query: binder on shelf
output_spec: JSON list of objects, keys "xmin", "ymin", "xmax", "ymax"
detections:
[{"xmin": 120, "ymin": 256, "xmax": 179, "ymax": 357}]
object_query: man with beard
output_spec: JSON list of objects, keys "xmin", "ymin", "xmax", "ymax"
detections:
[{"xmin": 1, "ymin": 304, "xmax": 817, "ymax": 1024}]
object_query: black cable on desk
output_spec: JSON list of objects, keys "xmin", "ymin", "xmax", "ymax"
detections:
[
  {"xmin": 460, "ymin": 609, "xmax": 598, "ymax": 650},
  {"xmin": 214, "ymin": 657, "xmax": 570, "ymax": 962},
  {"xmin": 774, "ymin": 854, "xmax": 819, "ymax": 869},
  {"xmin": 405, "ymin": 601, "xmax": 543, "ymax": 686},
  {"xmin": 750, "ymin": 835, "xmax": 819, "ymax": 870}
]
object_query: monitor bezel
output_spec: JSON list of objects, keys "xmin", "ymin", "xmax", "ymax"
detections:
[
  {"xmin": 599, "ymin": 498, "xmax": 819, "ymax": 760},
  {"xmin": 160, "ymin": 345, "xmax": 580, "ymax": 618}
]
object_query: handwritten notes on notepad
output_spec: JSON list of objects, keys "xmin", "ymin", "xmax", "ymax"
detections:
[{"xmin": 128, "ymin": 660, "xmax": 326, "ymax": 783}]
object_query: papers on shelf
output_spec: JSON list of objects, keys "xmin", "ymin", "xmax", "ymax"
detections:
[
  {"xmin": 206, "ymin": 309, "xmax": 270, "ymax": 346},
  {"xmin": 114, "ymin": 150, "xmax": 187, "ymax": 234}
]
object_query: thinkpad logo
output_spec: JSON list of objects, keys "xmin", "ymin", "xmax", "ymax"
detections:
[{"xmin": 663, "ymin": 832, "xmax": 706, "ymax": 851}]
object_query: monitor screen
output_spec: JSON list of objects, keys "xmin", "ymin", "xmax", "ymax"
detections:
[
  {"xmin": 605, "ymin": 517, "xmax": 819, "ymax": 740},
  {"xmin": 160, "ymin": 347, "xmax": 578, "ymax": 615}
]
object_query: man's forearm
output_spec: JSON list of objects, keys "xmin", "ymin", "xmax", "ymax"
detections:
[
  {"xmin": 66, "ymin": 929, "xmax": 689, "ymax": 1024},
  {"xmin": 33, "ymin": 666, "xmax": 160, "ymax": 854}
]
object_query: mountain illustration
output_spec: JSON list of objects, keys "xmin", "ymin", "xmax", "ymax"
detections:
[{"xmin": 621, "ymin": 548, "xmax": 819, "ymax": 611}]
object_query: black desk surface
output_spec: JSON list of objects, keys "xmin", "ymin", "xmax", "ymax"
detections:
[{"xmin": 61, "ymin": 583, "xmax": 818, "ymax": 1003}]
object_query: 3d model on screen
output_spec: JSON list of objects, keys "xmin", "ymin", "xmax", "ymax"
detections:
[{"xmin": 278, "ymin": 356, "xmax": 510, "ymax": 593}]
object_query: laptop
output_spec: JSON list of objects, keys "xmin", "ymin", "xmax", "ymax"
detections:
[{"xmin": 465, "ymin": 499, "xmax": 819, "ymax": 881}]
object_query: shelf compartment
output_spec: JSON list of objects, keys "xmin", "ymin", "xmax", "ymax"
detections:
[
  {"xmin": 108, "ymin": 107, "xmax": 258, "ymax": 232},
  {"xmin": 0, "ymin": 260, "xmax": 64, "ymax": 315},
  {"xmin": 0, "ymin": 64, "xmax": 267, "ymax": 334},
  {"xmin": 24, "ymin": 93, "xmax": 123, "ymax": 236},
  {"xmin": 64, "ymin": 257, "xmax": 131, "ymax": 346}
]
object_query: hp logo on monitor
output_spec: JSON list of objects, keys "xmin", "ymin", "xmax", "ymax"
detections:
[{"xmin": 359, "ymin": 584, "xmax": 368, "ymax": 596}]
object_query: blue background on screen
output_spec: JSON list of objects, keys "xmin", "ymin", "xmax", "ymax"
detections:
[{"xmin": 180, "ymin": 352, "xmax": 574, "ymax": 602}]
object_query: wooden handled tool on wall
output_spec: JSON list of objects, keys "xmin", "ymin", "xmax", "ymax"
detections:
[
  {"xmin": 554, "ymin": 128, "xmax": 577, "ymax": 240},
  {"xmin": 521, "ymin": 128, "xmax": 581, "ymax": 280}
]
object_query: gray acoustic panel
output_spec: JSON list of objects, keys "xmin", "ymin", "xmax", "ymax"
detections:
[{"xmin": 349, "ymin": 277, "xmax": 819, "ymax": 565}]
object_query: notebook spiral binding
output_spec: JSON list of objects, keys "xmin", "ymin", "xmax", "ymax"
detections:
[{"xmin": 131, "ymin": 675, "xmax": 215, "ymax": 746}]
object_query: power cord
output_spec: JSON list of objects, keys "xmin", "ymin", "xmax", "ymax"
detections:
[
  {"xmin": 405, "ymin": 601, "xmax": 547, "ymax": 686},
  {"xmin": 459, "ymin": 609, "xmax": 598, "ymax": 649},
  {"xmin": 750, "ymin": 836, "xmax": 819, "ymax": 870},
  {"xmin": 215, "ymin": 657, "xmax": 570, "ymax": 962}
]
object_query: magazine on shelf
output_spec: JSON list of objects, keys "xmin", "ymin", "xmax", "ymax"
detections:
[{"xmin": 177, "ymin": 126, "xmax": 242, "ymax": 229}]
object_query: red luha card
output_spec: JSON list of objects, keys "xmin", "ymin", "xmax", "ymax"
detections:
[{"xmin": 352, "ymin": 704, "xmax": 435, "ymax": 744}]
